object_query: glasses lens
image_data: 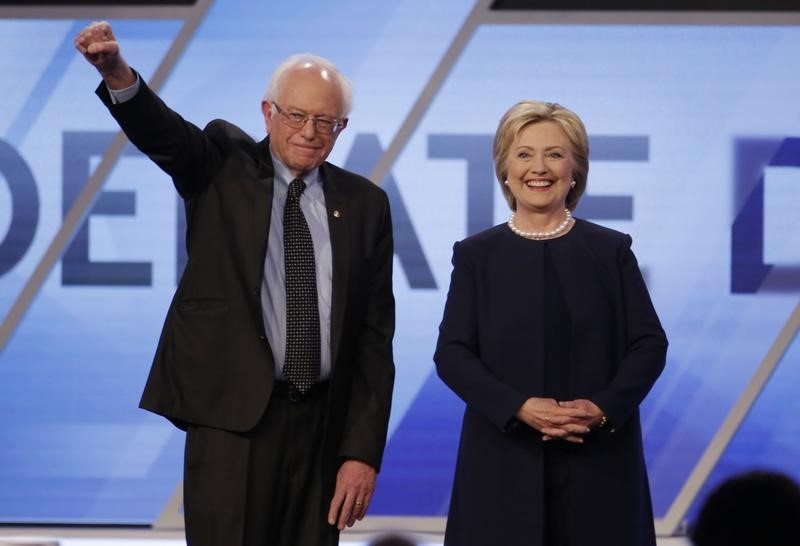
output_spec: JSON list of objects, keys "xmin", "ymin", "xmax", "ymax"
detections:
[
  {"xmin": 276, "ymin": 104, "xmax": 340, "ymax": 134},
  {"xmin": 285, "ymin": 112, "xmax": 307, "ymax": 128},
  {"xmin": 314, "ymin": 119, "xmax": 335, "ymax": 134}
]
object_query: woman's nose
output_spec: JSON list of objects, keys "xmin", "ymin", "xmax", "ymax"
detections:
[{"xmin": 528, "ymin": 154, "xmax": 547, "ymax": 173}]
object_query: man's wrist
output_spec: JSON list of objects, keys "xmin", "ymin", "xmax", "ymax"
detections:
[{"xmin": 107, "ymin": 70, "xmax": 140, "ymax": 104}]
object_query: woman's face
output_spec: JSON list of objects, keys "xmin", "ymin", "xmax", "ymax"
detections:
[{"xmin": 505, "ymin": 121, "xmax": 575, "ymax": 216}]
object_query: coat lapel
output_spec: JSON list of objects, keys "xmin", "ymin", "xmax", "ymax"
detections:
[
  {"xmin": 321, "ymin": 164, "xmax": 349, "ymax": 369},
  {"xmin": 252, "ymin": 138, "xmax": 274, "ymax": 287},
  {"xmin": 549, "ymin": 221, "xmax": 616, "ymax": 331}
]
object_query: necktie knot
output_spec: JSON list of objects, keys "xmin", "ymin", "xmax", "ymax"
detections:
[{"xmin": 288, "ymin": 178, "xmax": 306, "ymax": 201}]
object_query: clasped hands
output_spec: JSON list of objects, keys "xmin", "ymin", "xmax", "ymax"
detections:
[{"xmin": 516, "ymin": 397, "xmax": 605, "ymax": 443}]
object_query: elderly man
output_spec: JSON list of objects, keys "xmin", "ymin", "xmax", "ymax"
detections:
[{"xmin": 76, "ymin": 21, "xmax": 395, "ymax": 546}]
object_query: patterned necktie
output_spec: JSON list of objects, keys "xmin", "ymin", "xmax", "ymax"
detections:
[{"xmin": 282, "ymin": 178, "xmax": 320, "ymax": 393}]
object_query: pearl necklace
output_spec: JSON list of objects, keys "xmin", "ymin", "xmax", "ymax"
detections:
[{"xmin": 508, "ymin": 209, "xmax": 574, "ymax": 240}]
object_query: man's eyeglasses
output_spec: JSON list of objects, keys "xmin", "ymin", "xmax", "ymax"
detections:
[{"xmin": 272, "ymin": 102, "xmax": 345, "ymax": 135}]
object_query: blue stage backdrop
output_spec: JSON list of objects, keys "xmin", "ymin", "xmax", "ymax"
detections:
[{"xmin": 1, "ymin": 0, "xmax": 799, "ymax": 532}]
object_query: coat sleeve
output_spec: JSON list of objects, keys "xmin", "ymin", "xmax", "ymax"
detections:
[
  {"xmin": 590, "ymin": 235, "xmax": 668, "ymax": 430},
  {"xmin": 434, "ymin": 241, "xmax": 529, "ymax": 431},
  {"xmin": 337, "ymin": 193, "xmax": 396, "ymax": 472},
  {"xmin": 96, "ymin": 72, "xmax": 224, "ymax": 199}
]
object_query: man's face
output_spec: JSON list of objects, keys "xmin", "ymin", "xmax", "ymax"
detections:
[{"xmin": 262, "ymin": 67, "xmax": 347, "ymax": 177}]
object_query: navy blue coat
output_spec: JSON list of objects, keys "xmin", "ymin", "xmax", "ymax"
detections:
[{"xmin": 435, "ymin": 219, "xmax": 667, "ymax": 546}]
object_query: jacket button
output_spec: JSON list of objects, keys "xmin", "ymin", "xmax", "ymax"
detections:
[{"xmin": 259, "ymin": 335, "xmax": 266, "ymax": 341}]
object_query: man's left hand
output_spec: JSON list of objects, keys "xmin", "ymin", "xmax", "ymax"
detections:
[{"xmin": 327, "ymin": 459, "xmax": 376, "ymax": 530}]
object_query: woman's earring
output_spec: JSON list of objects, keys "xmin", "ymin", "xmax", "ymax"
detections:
[
  {"xmin": 570, "ymin": 180, "xmax": 576, "ymax": 188},
  {"xmin": 504, "ymin": 180, "xmax": 509, "ymax": 186}
]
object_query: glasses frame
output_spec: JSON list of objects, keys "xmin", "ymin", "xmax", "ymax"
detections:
[{"xmin": 271, "ymin": 102, "xmax": 345, "ymax": 135}]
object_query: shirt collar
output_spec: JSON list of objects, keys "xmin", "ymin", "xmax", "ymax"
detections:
[{"xmin": 269, "ymin": 148, "xmax": 323, "ymax": 200}]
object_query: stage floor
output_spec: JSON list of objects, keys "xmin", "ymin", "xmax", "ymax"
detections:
[{"xmin": 0, "ymin": 528, "xmax": 691, "ymax": 546}]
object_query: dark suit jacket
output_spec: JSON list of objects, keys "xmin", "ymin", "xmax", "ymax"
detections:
[
  {"xmin": 97, "ymin": 78, "xmax": 395, "ymax": 476},
  {"xmin": 434, "ymin": 220, "xmax": 667, "ymax": 546}
]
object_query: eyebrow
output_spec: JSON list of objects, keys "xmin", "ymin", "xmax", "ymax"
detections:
[
  {"xmin": 514, "ymin": 144, "xmax": 567, "ymax": 150},
  {"xmin": 284, "ymin": 105, "xmax": 340, "ymax": 120}
]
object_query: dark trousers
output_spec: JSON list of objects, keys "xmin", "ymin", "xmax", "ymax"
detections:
[{"xmin": 183, "ymin": 382, "xmax": 337, "ymax": 546}]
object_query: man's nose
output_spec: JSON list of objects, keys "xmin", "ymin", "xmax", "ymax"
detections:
[{"xmin": 299, "ymin": 118, "xmax": 318, "ymax": 138}]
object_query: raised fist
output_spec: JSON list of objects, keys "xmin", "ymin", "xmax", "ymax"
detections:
[{"xmin": 75, "ymin": 21, "xmax": 133, "ymax": 87}]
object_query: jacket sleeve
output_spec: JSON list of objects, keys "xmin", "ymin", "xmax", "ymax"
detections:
[
  {"xmin": 96, "ymin": 72, "xmax": 224, "ymax": 199},
  {"xmin": 434, "ymin": 241, "xmax": 529, "ymax": 431},
  {"xmin": 337, "ymin": 193, "xmax": 396, "ymax": 471},
  {"xmin": 590, "ymin": 235, "xmax": 668, "ymax": 430}
]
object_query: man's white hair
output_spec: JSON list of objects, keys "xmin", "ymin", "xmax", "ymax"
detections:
[{"xmin": 263, "ymin": 53, "xmax": 353, "ymax": 117}]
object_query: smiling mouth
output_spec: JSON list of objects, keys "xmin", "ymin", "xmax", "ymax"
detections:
[{"xmin": 526, "ymin": 180, "xmax": 553, "ymax": 188}]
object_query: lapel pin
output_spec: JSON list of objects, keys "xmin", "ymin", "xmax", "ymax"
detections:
[{"xmin": 332, "ymin": 210, "xmax": 342, "ymax": 219}]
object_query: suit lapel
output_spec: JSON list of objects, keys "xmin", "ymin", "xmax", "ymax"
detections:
[
  {"xmin": 321, "ymin": 164, "xmax": 349, "ymax": 370},
  {"xmin": 252, "ymin": 138, "xmax": 274, "ymax": 286}
]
